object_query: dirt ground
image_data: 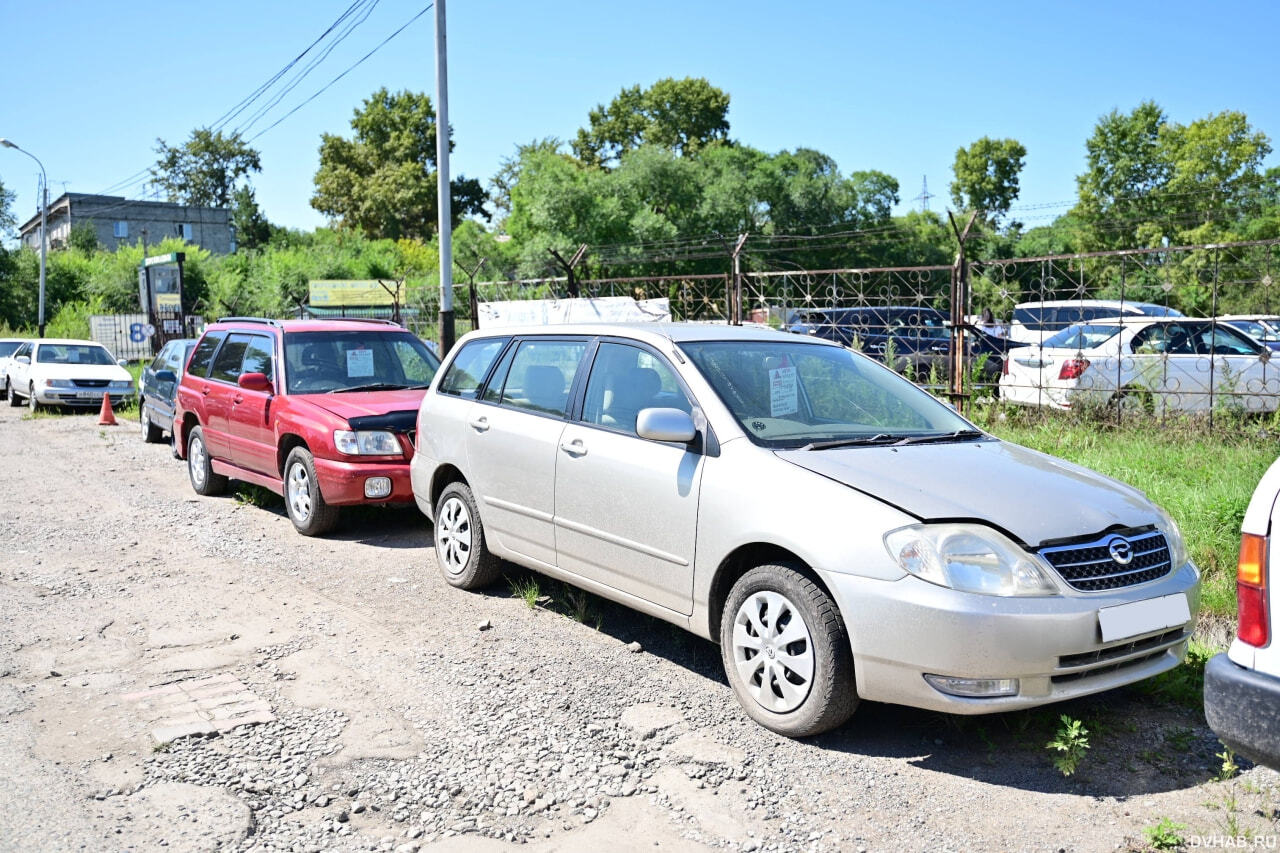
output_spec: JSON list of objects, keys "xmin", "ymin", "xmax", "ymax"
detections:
[{"xmin": 0, "ymin": 403, "xmax": 1276, "ymax": 853}]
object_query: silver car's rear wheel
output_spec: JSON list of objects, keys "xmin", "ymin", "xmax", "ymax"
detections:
[
  {"xmin": 720, "ymin": 563, "xmax": 857, "ymax": 737},
  {"xmin": 732, "ymin": 590, "xmax": 816, "ymax": 713},
  {"xmin": 436, "ymin": 495, "xmax": 473, "ymax": 576}
]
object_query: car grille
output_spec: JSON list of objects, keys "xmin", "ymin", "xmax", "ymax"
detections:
[
  {"xmin": 1052, "ymin": 629, "xmax": 1188, "ymax": 684},
  {"xmin": 73, "ymin": 379, "xmax": 110, "ymax": 388},
  {"xmin": 1038, "ymin": 528, "xmax": 1172, "ymax": 592}
]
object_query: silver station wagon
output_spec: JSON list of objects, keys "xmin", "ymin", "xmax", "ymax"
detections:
[{"xmin": 411, "ymin": 324, "xmax": 1200, "ymax": 736}]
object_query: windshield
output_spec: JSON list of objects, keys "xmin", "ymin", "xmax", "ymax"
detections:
[
  {"xmin": 283, "ymin": 330, "xmax": 441, "ymax": 394},
  {"xmin": 1042, "ymin": 323, "xmax": 1122, "ymax": 350},
  {"xmin": 1135, "ymin": 304, "xmax": 1183, "ymax": 317},
  {"xmin": 680, "ymin": 340, "xmax": 975, "ymax": 449},
  {"xmin": 0, "ymin": 342, "xmax": 20, "ymax": 358},
  {"xmin": 1230, "ymin": 320, "xmax": 1280, "ymax": 342},
  {"xmin": 36, "ymin": 344, "xmax": 115, "ymax": 365}
]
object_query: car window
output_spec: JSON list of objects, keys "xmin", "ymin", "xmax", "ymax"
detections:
[
  {"xmin": 282, "ymin": 330, "xmax": 440, "ymax": 394},
  {"xmin": 581, "ymin": 343, "xmax": 692, "ymax": 435},
  {"xmin": 438, "ymin": 337, "xmax": 508, "ymax": 398},
  {"xmin": 240, "ymin": 335, "xmax": 275, "ymax": 382},
  {"xmin": 209, "ymin": 334, "xmax": 253, "ymax": 384},
  {"xmin": 1199, "ymin": 326, "xmax": 1262, "ymax": 356},
  {"xmin": 0, "ymin": 341, "xmax": 22, "ymax": 358},
  {"xmin": 1042, "ymin": 324, "xmax": 1122, "ymax": 350},
  {"xmin": 13, "ymin": 343, "xmax": 31, "ymax": 359},
  {"xmin": 481, "ymin": 343, "xmax": 518, "ymax": 404},
  {"xmin": 36, "ymin": 344, "xmax": 114, "ymax": 365},
  {"xmin": 187, "ymin": 333, "xmax": 224, "ymax": 378},
  {"xmin": 497, "ymin": 340, "xmax": 588, "ymax": 418},
  {"xmin": 149, "ymin": 346, "xmax": 169, "ymax": 373}
]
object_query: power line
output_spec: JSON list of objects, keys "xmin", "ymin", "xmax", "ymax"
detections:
[{"xmin": 247, "ymin": 4, "xmax": 434, "ymax": 144}]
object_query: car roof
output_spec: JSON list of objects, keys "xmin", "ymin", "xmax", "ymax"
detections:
[
  {"xmin": 32, "ymin": 338, "xmax": 109, "ymax": 346},
  {"xmin": 204, "ymin": 318, "xmax": 407, "ymax": 334},
  {"xmin": 1014, "ymin": 299, "xmax": 1158, "ymax": 310},
  {"xmin": 460, "ymin": 322, "xmax": 838, "ymax": 348}
]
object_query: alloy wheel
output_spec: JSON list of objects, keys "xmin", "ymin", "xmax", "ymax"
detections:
[
  {"xmin": 287, "ymin": 462, "xmax": 313, "ymax": 523},
  {"xmin": 189, "ymin": 436, "xmax": 207, "ymax": 488}
]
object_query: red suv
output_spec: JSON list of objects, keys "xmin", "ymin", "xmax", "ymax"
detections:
[{"xmin": 173, "ymin": 317, "xmax": 440, "ymax": 535}]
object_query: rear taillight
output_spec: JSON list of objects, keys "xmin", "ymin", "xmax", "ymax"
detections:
[
  {"xmin": 1001, "ymin": 357, "xmax": 1009, "ymax": 376},
  {"xmin": 1237, "ymin": 532, "xmax": 1270, "ymax": 647},
  {"xmin": 1058, "ymin": 358, "xmax": 1090, "ymax": 380}
]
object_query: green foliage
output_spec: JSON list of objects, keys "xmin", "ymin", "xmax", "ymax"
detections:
[
  {"xmin": 231, "ymin": 185, "xmax": 272, "ymax": 251},
  {"xmin": 1142, "ymin": 817, "xmax": 1187, "ymax": 851},
  {"xmin": 1045, "ymin": 714, "xmax": 1090, "ymax": 776},
  {"xmin": 151, "ymin": 128, "xmax": 261, "ymax": 207},
  {"xmin": 572, "ymin": 77, "xmax": 730, "ymax": 168},
  {"xmin": 950, "ymin": 136, "xmax": 1027, "ymax": 226},
  {"xmin": 508, "ymin": 575, "xmax": 540, "ymax": 609},
  {"xmin": 68, "ymin": 222, "xmax": 99, "ymax": 253},
  {"xmin": 0, "ymin": 176, "xmax": 15, "ymax": 236},
  {"xmin": 311, "ymin": 87, "xmax": 487, "ymax": 240}
]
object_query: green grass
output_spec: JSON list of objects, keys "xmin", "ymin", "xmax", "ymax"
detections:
[
  {"xmin": 508, "ymin": 575, "xmax": 541, "ymax": 609},
  {"xmin": 981, "ymin": 415, "xmax": 1272, "ymax": 617}
]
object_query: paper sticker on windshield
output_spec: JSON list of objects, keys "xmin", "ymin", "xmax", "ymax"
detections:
[
  {"xmin": 769, "ymin": 366, "xmax": 798, "ymax": 417},
  {"xmin": 347, "ymin": 348, "xmax": 374, "ymax": 377}
]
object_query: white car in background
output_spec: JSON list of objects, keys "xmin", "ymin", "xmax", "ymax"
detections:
[
  {"xmin": 0, "ymin": 338, "xmax": 27, "ymax": 399},
  {"xmin": 1204, "ymin": 457, "xmax": 1280, "ymax": 771},
  {"xmin": 5, "ymin": 339, "xmax": 134, "ymax": 411},
  {"xmin": 999, "ymin": 318, "xmax": 1280, "ymax": 414},
  {"xmin": 1007, "ymin": 299, "xmax": 1183, "ymax": 345}
]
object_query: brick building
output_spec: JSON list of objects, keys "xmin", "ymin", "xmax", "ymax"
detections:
[{"xmin": 17, "ymin": 192, "xmax": 234, "ymax": 254}]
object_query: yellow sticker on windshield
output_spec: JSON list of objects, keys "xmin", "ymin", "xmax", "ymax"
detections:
[{"xmin": 769, "ymin": 366, "xmax": 798, "ymax": 417}]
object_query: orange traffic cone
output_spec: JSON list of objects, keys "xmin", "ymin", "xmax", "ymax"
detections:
[{"xmin": 98, "ymin": 393, "xmax": 118, "ymax": 426}]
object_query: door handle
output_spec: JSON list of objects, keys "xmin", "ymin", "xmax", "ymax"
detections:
[
  {"xmin": 233, "ymin": 395, "xmax": 243, "ymax": 405},
  {"xmin": 201, "ymin": 386, "xmax": 211, "ymax": 396},
  {"xmin": 469, "ymin": 416, "xmax": 489, "ymax": 432},
  {"xmin": 559, "ymin": 439, "xmax": 587, "ymax": 457}
]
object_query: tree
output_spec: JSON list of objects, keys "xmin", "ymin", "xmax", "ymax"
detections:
[
  {"xmin": 572, "ymin": 77, "xmax": 730, "ymax": 168},
  {"xmin": 151, "ymin": 128, "xmax": 261, "ymax": 207},
  {"xmin": 950, "ymin": 137, "xmax": 1027, "ymax": 226},
  {"xmin": 231, "ymin": 185, "xmax": 271, "ymax": 251},
  {"xmin": 311, "ymin": 87, "xmax": 487, "ymax": 240},
  {"xmin": 1074, "ymin": 101, "xmax": 1172, "ymax": 249},
  {"xmin": 0, "ymin": 176, "xmax": 15, "ymax": 237}
]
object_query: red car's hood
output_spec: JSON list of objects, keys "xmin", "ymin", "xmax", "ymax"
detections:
[{"xmin": 294, "ymin": 388, "xmax": 427, "ymax": 421}]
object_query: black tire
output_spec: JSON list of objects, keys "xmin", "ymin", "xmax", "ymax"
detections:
[
  {"xmin": 27, "ymin": 384, "xmax": 38, "ymax": 412},
  {"xmin": 6, "ymin": 380, "xmax": 20, "ymax": 407},
  {"xmin": 170, "ymin": 423, "xmax": 183, "ymax": 459},
  {"xmin": 433, "ymin": 481, "xmax": 503, "ymax": 589},
  {"xmin": 720, "ymin": 563, "xmax": 858, "ymax": 737},
  {"xmin": 140, "ymin": 399, "xmax": 163, "ymax": 443},
  {"xmin": 282, "ymin": 447, "xmax": 339, "ymax": 536},
  {"xmin": 186, "ymin": 425, "xmax": 228, "ymax": 496}
]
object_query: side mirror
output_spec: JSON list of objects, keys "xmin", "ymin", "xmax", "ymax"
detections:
[
  {"xmin": 16, "ymin": 355, "xmax": 29, "ymax": 365},
  {"xmin": 117, "ymin": 359, "xmax": 129, "ymax": 368},
  {"xmin": 155, "ymin": 369, "xmax": 177, "ymax": 384},
  {"xmin": 636, "ymin": 408, "xmax": 696, "ymax": 443},
  {"xmin": 238, "ymin": 372, "xmax": 273, "ymax": 394}
]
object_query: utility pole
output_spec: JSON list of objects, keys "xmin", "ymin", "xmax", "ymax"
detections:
[
  {"xmin": 913, "ymin": 176, "xmax": 935, "ymax": 212},
  {"xmin": 434, "ymin": 0, "xmax": 455, "ymax": 356},
  {"xmin": 1, "ymin": 139, "xmax": 47, "ymax": 337}
]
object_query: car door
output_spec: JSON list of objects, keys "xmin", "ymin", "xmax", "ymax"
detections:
[
  {"xmin": 203, "ymin": 333, "xmax": 253, "ymax": 459},
  {"xmin": 553, "ymin": 341, "xmax": 704, "ymax": 615},
  {"xmin": 8, "ymin": 342, "xmax": 32, "ymax": 394},
  {"xmin": 227, "ymin": 334, "xmax": 278, "ymax": 474},
  {"xmin": 143, "ymin": 344, "xmax": 174, "ymax": 425},
  {"xmin": 1202, "ymin": 325, "xmax": 1277, "ymax": 413},
  {"xmin": 463, "ymin": 338, "xmax": 589, "ymax": 567}
]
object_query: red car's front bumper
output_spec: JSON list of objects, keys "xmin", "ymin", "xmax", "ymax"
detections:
[{"xmin": 312, "ymin": 456, "xmax": 415, "ymax": 505}]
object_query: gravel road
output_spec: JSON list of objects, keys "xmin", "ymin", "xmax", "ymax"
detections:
[{"xmin": 0, "ymin": 404, "xmax": 1275, "ymax": 853}]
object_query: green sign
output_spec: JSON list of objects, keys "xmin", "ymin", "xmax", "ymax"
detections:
[
  {"xmin": 309, "ymin": 279, "xmax": 404, "ymax": 307},
  {"xmin": 144, "ymin": 252, "xmax": 185, "ymax": 267}
]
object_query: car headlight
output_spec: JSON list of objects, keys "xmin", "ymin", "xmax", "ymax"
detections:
[
  {"xmin": 883, "ymin": 523, "xmax": 1059, "ymax": 596},
  {"xmin": 109, "ymin": 380, "xmax": 134, "ymax": 390},
  {"xmin": 333, "ymin": 429, "xmax": 402, "ymax": 456},
  {"xmin": 43, "ymin": 378, "xmax": 72, "ymax": 388},
  {"xmin": 1154, "ymin": 506, "xmax": 1190, "ymax": 572}
]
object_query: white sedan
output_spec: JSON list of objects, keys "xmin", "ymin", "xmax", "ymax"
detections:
[
  {"xmin": 0, "ymin": 338, "xmax": 27, "ymax": 400},
  {"xmin": 999, "ymin": 318, "xmax": 1280, "ymax": 414},
  {"xmin": 5, "ymin": 339, "xmax": 135, "ymax": 411}
]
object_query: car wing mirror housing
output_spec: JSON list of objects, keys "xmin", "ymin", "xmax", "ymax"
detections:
[
  {"xmin": 238, "ymin": 372, "xmax": 273, "ymax": 394},
  {"xmin": 16, "ymin": 355, "xmax": 29, "ymax": 364},
  {"xmin": 155, "ymin": 369, "xmax": 177, "ymax": 383},
  {"xmin": 117, "ymin": 359, "xmax": 129, "ymax": 368},
  {"xmin": 636, "ymin": 407, "xmax": 697, "ymax": 443}
]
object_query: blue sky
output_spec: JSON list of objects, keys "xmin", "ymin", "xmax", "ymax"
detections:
[{"xmin": 3, "ymin": 0, "xmax": 1277, "ymax": 236}]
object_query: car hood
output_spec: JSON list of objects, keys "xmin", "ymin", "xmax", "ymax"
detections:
[
  {"xmin": 34, "ymin": 364, "xmax": 132, "ymax": 382},
  {"xmin": 294, "ymin": 389, "xmax": 427, "ymax": 422},
  {"xmin": 774, "ymin": 439, "xmax": 1157, "ymax": 547}
]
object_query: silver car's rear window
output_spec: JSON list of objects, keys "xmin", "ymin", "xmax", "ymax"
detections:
[
  {"xmin": 680, "ymin": 340, "xmax": 973, "ymax": 449},
  {"xmin": 1041, "ymin": 324, "xmax": 1122, "ymax": 350}
]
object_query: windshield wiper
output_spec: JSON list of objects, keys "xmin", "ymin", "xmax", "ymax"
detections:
[
  {"xmin": 327, "ymin": 383, "xmax": 408, "ymax": 394},
  {"xmin": 890, "ymin": 429, "xmax": 986, "ymax": 446},
  {"xmin": 799, "ymin": 434, "xmax": 903, "ymax": 450}
]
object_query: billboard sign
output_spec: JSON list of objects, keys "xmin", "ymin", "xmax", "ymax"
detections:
[{"xmin": 309, "ymin": 279, "xmax": 404, "ymax": 307}]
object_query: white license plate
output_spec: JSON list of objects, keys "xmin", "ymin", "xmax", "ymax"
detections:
[
  {"xmin": 75, "ymin": 390, "xmax": 103, "ymax": 399},
  {"xmin": 1098, "ymin": 593, "xmax": 1191, "ymax": 643}
]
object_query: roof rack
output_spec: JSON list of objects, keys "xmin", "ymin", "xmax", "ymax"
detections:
[
  {"xmin": 313, "ymin": 317, "xmax": 402, "ymax": 326},
  {"xmin": 217, "ymin": 317, "xmax": 283, "ymax": 327}
]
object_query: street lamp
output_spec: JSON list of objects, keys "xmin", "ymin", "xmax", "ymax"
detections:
[{"xmin": 0, "ymin": 138, "xmax": 48, "ymax": 337}]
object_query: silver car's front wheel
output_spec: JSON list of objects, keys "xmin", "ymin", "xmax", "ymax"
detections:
[
  {"xmin": 433, "ymin": 481, "xmax": 502, "ymax": 589},
  {"xmin": 732, "ymin": 590, "xmax": 816, "ymax": 713},
  {"xmin": 720, "ymin": 563, "xmax": 858, "ymax": 737}
]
